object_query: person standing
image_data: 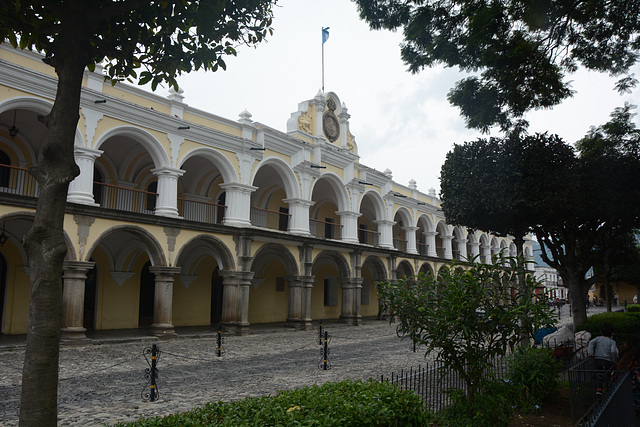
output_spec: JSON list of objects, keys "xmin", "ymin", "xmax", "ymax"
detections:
[{"xmin": 588, "ymin": 323, "xmax": 618, "ymax": 396}]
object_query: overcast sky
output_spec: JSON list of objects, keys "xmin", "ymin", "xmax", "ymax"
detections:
[{"xmin": 171, "ymin": 0, "xmax": 640, "ymax": 193}]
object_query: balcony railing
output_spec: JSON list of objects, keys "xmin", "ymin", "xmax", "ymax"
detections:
[
  {"xmin": 94, "ymin": 182, "xmax": 157, "ymax": 214},
  {"xmin": 178, "ymin": 197, "xmax": 226, "ymax": 224},
  {"xmin": 358, "ymin": 228, "xmax": 380, "ymax": 246},
  {"xmin": 250, "ymin": 206, "xmax": 291, "ymax": 231},
  {"xmin": 0, "ymin": 164, "xmax": 38, "ymax": 197},
  {"xmin": 393, "ymin": 237, "xmax": 407, "ymax": 252},
  {"xmin": 310, "ymin": 217, "xmax": 343, "ymax": 240}
]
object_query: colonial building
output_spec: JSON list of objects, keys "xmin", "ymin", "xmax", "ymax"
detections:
[{"xmin": 0, "ymin": 44, "xmax": 532, "ymax": 338}]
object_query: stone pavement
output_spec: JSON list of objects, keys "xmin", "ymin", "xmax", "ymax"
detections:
[
  {"xmin": 0, "ymin": 319, "xmax": 432, "ymax": 426},
  {"xmin": 0, "ymin": 304, "xmax": 616, "ymax": 426}
]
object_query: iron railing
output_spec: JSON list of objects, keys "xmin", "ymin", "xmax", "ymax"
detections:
[
  {"xmin": 94, "ymin": 182, "xmax": 157, "ymax": 214},
  {"xmin": 569, "ymin": 357, "xmax": 635, "ymax": 426},
  {"xmin": 178, "ymin": 197, "xmax": 226, "ymax": 224},
  {"xmin": 310, "ymin": 217, "xmax": 343, "ymax": 240},
  {"xmin": 0, "ymin": 164, "xmax": 38, "ymax": 197}
]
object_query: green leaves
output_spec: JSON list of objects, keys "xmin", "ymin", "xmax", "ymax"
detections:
[{"xmin": 353, "ymin": 0, "xmax": 640, "ymax": 131}]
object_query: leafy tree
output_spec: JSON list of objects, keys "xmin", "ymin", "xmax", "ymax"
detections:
[
  {"xmin": 378, "ymin": 259, "xmax": 554, "ymax": 403},
  {"xmin": 0, "ymin": 1, "xmax": 275, "ymax": 425},
  {"xmin": 353, "ymin": 0, "xmax": 640, "ymax": 132},
  {"xmin": 440, "ymin": 132, "xmax": 575, "ymax": 257}
]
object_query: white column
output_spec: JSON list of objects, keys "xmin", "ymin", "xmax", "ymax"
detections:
[
  {"xmin": 67, "ymin": 147, "xmax": 102, "ymax": 205},
  {"xmin": 151, "ymin": 166, "xmax": 184, "ymax": 217},
  {"xmin": 284, "ymin": 198, "xmax": 314, "ymax": 236},
  {"xmin": 442, "ymin": 235, "xmax": 454, "ymax": 259},
  {"xmin": 336, "ymin": 210, "xmax": 361, "ymax": 243},
  {"xmin": 374, "ymin": 220, "xmax": 395, "ymax": 249},
  {"xmin": 220, "ymin": 183, "xmax": 257, "ymax": 227},
  {"xmin": 456, "ymin": 238, "xmax": 468, "ymax": 261},
  {"xmin": 468, "ymin": 241, "xmax": 481, "ymax": 262},
  {"xmin": 481, "ymin": 244, "xmax": 492, "ymax": 264},
  {"xmin": 425, "ymin": 231, "xmax": 437, "ymax": 257},
  {"xmin": 403, "ymin": 226, "xmax": 419, "ymax": 255}
]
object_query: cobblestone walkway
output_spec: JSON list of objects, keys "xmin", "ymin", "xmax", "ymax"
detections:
[{"xmin": 0, "ymin": 319, "xmax": 430, "ymax": 426}]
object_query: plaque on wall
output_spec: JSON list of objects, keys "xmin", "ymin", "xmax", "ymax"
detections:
[{"xmin": 322, "ymin": 97, "xmax": 340, "ymax": 142}]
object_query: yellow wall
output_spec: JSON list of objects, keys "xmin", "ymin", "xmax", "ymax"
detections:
[
  {"xmin": 248, "ymin": 262, "xmax": 288, "ymax": 323},
  {"xmin": 173, "ymin": 259, "xmax": 217, "ymax": 326},
  {"xmin": 360, "ymin": 269, "xmax": 379, "ymax": 317},
  {"xmin": 310, "ymin": 264, "xmax": 342, "ymax": 319},
  {"xmin": 0, "ymin": 240, "xmax": 30, "ymax": 334}
]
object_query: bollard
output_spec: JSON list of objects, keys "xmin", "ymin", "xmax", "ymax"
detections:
[
  {"xmin": 142, "ymin": 343, "xmax": 160, "ymax": 402},
  {"xmin": 216, "ymin": 323, "xmax": 225, "ymax": 357},
  {"xmin": 323, "ymin": 331, "xmax": 329, "ymax": 370},
  {"xmin": 150, "ymin": 344, "xmax": 158, "ymax": 402},
  {"xmin": 318, "ymin": 320, "xmax": 323, "ymax": 346}
]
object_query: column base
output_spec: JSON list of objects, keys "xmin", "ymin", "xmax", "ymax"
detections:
[
  {"xmin": 339, "ymin": 315, "xmax": 362, "ymax": 326},
  {"xmin": 60, "ymin": 327, "xmax": 87, "ymax": 340},
  {"xmin": 222, "ymin": 321, "xmax": 251, "ymax": 336},
  {"xmin": 150, "ymin": 323, "xmax": 177, "ymax": 338}
]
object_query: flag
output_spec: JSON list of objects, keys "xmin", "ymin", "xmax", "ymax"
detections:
[{"xmin": 322, "ymin": 27, "xmax": 330, "ymax": 44}]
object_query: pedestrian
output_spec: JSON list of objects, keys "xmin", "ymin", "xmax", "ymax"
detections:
[
  {"xmin": 593, "ymin": 295, "xmax": 598, "ymax": 307},
  {"xmin": 614, "ymin": 293, "xmax": 619, "ymax": 306},
  {"xmin": 588, "ymin": 322, "xmax": 618, "ymax": 396},
  {"xmin": 634, "ymin": 294, "xmax": 638, "ymax": 304}
]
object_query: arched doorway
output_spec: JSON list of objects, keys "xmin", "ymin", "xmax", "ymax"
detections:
[
  {"xmin": 138, "ymin": 261, "xmax": 154, "ymax": 327},
  {"xmin": 210, "ymin": 267, "xmax": 224, "ymax": 324}
]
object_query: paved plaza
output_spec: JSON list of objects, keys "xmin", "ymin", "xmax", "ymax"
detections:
[{"xmin": 0, "ymin": 304, "xmax": 608, "ymax": 426}]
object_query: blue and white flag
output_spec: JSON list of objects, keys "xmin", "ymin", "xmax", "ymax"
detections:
[{"xmin": 322, "ymin": 27, "xmax": 330, "ymax": 44}]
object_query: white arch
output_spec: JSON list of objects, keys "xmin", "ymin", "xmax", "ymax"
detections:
[
  {"xmin": 309, "ymin": 172, "xmax": 350, "ymax": 212},
  {"xmin": 94, "ymin": 125, "xmax": 170, "ymax": 170},
  {"xmin": 358, "ymin": 189, "xmax": 386, "ymax": 221},
  {"xmin": 435, "ymin": 220, "xmax": 451, "ymax": 237},
  {"xmin": 251, "ymin": 156, "xmax": 300, "ymax": 199},
  {"xmin": 178, "ymin": 146, "xmax": 238, "ymax": 184},
  {"xmin": 416, "ymin": 213, "xmax": 434, "ymax": 232}
]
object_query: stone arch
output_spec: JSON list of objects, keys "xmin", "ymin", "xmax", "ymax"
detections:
[
  {"xmin": 178, "ymin": 146, "xmax": 238, "ymax": 184},
  {"xmin": 0, "ymin": 211, "xmax": 76, "ymax": 262},
  {"xmin": 251, "ymin": 156, "xmax": 300, "ymax": 200},
  {"xmin": 94, "ymin": 126, "xmax": 170, "ymax": 170},
  {"xmin": 309, "ymin": 172, "xmax": 350, "ymax": 212},
  {"xmin": 175, "ymin": 234, "xmax": 236, "ymax": 273},
  {"xmin": 362, "ymin": 255, "xmax": 388, "ymax": 280},
  {"xmin": 85, "ymin": 225, "xmax": 166, "ymax": 267},
  {"xmin": 396, "ymin": 259, "xmax": 414, "ymax": 280},
  {"xmin": 251, "ymin": 243, "xmax": 299, "ymax": 277},
  {"xmin": 358, "ymin": 189, "xmax": 386, "ymax": 220},
  {"xmin": 418, "ymin": 262, "xmax": 435, "ymax": 276}
]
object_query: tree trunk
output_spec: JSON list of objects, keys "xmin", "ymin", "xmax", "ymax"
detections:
[
  {"xmin": 19, "ymin": 53, "xmax": 84, "ymax": 426},
  {"xmin": 568, "ymin": 281, "xmax": 589, "ymax": 330}
]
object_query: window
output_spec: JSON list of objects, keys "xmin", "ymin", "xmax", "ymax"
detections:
[
  {"xmin": 323, "ymin": 277, "xmax": 338, "ymax": 306},
  {"xmin": 146, "ymin": 181, "xmax": 157, "ymax": 212},
  {"xmin": 358, "ymin": 224, "xmax": 367, "ymax": 244},
  {"xmin": 276, "ymin": 277, "xmax": 285, "ymax": 292},
  {"xmin": 0, "ymin": 150, "xmax": 10, "ymax": 187},
  {"xmin": 361, "ymin": 278, "xmax": 370, "ymax": 305}
]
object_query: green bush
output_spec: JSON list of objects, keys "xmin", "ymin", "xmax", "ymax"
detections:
[
  {"xmin": 111, "ymin": 379, "xmax": 431, "ymax": 427},
  {"xmin": 507, "ymin": 346, "xmax": 561, "ymax": 410},
  {"xmin": 441, "ymin": 380, "xmax": 514, "ymax": 427},
  {"xmin": 577, "ymin": 311, "xmax": 640, "ymax": 341},
  {"xmin": 626, "ymin": 304, "xmax": 640, "ymax": 313}
]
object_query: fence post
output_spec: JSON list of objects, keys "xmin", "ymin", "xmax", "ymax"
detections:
[
  {"xmin": 142, "ymin": 343, "xmax": 160, "ymax": 402},
  {"xmin": 216, "ymin": 324, "xmax": 225, "ymax": 357},
  {"xmin": 318, "ymin": 320, "xmax": 323, "ymax": 346}
]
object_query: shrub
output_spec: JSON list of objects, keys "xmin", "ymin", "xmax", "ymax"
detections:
[
  {"xmin": 626, "ymin": 304, "xmax": 640, "ymax": 313},
  {"xmin": 577, "ymin": 311, "xmax": 640, "ymax": 342},
  {"xmin": 111, "ymin": 379, "xmax": 431, "ymax": 426},
  {"xmin": 507, "ymin": 346, "xmax": 561, "ymax": 411},
  {"xmin": 441, "ymin": 380, "xmax": 514, "ymax": 427}
]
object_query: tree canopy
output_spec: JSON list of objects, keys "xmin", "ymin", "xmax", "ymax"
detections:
[
  {"xmin": 0, "ymin": 1, "xmax": 276, "ymax": 425},
  {"xmin": 353, "ymin": 0, "xmax": 640, "ymax": 132},
  {"xmin": 441, "ymin": 105, "xmax": 640, "ymax": 329}
]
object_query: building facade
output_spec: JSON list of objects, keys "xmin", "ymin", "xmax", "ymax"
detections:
[{"xmin": 0, "ymin": 45, "xmax": 532, "ymax": 337}]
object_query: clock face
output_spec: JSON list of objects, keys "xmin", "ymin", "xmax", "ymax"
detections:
[{"xmin": 323, "ymin": 112, "xmax": 340, "ymax": 142}]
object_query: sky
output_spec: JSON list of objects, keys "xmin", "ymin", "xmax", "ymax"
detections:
[{"xmin": 170, "ymin": 0, "xmax": 640, "ymax": 194}]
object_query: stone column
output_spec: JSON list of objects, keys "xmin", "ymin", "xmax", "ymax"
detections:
[
  {"xmin": 61, "ymin": 261, "xmax": 95, "ymax": 339},
  {"xmin": 67, "ymin": 147, "xmax": 102, "ymax": 205},
  {"xmin": 219, "ymin": 270, "xmax": 253, "ymax": 335},
  {"xmin": 283, "ymin": 198, "xmax": 314, "ymax": 236},
  {"xmin": 285, "ymin": 276, "xmax": 303, "ymax": 327},
  {"xmin": 340, "ymin": 278, "xmax": 363, "ymax": 325},
  {"xmin": 456, "ymin": 238, "xmax": 468, "ymax": 261},
  {"xmin": 481, "ymin": 244, "xmax": 492, "ymax": 264},
  {"xmin": 220, "ymin": 183, "xmax": 257, "ymax": 227},
  {"xmin": 374, "ymin": 220, "xmax": 395, "ymax": 249},
  {"xmin": 424, "ymin": 231, "xmax": 437, "ymax": 257},
  {"xmin": 148, "ymin": 266, "xmax": 181, "ymax": 337},
  {"xmin": 403, "ymin": 226, "xmax": 419, "ymax": 255},
  {"xmin": 151, "ymin": 167, "xmax": 184, "ymax": 217},
  {"xmin": 468, "ymin": 241, "xmax": 481, "ymax": 262},
  {"xmin": 441, "ymin": 235, "xmax": 454, "ymax": 259},
  {"xmin": 336, "ymin": 211, "xmax": 360, "ymax": 243}
]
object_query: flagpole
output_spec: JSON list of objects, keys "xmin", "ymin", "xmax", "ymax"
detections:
[{"xmin": 322, "ymin": 27, "xmax": 329, "ymax": 93}]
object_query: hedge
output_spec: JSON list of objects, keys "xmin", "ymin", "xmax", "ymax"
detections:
[
  {"xmin": 111, "ymin": 379, "xmax": 432, "ymax": 427},
  {"xmin": 577, "ymin": 311, "xmax": 640, "ymax": 342}
]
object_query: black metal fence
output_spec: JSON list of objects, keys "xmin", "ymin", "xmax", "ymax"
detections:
[
  {"xmin": 568, "ymin": 356, "xmax": 636, "ymax": 426},
  {"xmin": 380, "ymin": 357, "xmax": 509, "ymax": 413}
]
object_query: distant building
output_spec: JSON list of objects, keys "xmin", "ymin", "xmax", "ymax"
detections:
[
  {"xmin": 0, "ymin": 44, "xmax": 531, "ymax": 338},
  {"xmin": 532, "ymin": 242, "xmax": 566, "ymax": 299}
]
